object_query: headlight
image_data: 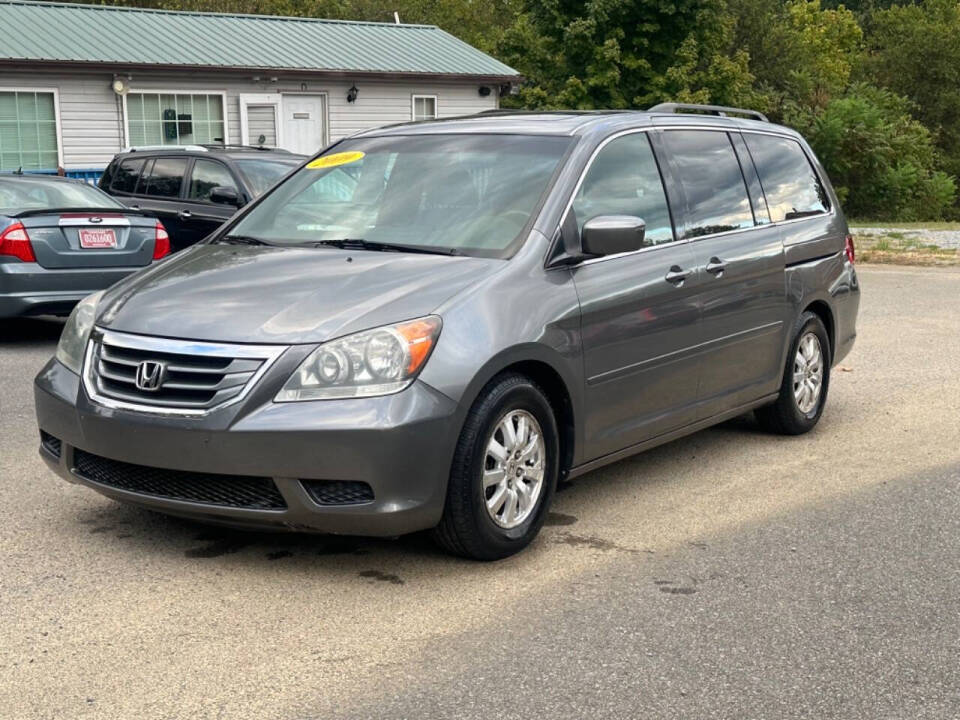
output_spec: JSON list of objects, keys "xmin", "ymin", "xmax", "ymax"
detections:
[
  {"xmin": 276, "ymin": 316, "xmax": 442, "ymax": 401},
  {"xmin": 55, "ymin": 291, "xmax": 103, "ymax": 374}
]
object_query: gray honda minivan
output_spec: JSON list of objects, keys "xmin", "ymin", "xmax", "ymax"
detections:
[{"xmin": 35, "ymin": 105, "xmax": 860, "ymax": 560}]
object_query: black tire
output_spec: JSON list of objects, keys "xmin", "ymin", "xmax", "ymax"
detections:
[
  {"xmin": 432, "ymin": 373, "xmax": 559, "ymax": 560},
  {"xmin": 756, "ymin": 311, "xmax": 831, "ymax": 435}
]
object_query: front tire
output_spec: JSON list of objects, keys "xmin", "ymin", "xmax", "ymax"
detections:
[
  {"xmin": 756, "ymin": 311, "xmax": 831, "ymax": 435},
  {"xmin": 432, "ymin": 373, "xmax": 559, "ymax": 560}
]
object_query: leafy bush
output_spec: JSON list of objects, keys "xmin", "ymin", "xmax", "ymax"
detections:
[{"xmin": 808, "ymin": 85, "xmax": 956, "ymax": 220}]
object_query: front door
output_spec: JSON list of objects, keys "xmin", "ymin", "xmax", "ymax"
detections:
[
  {"xmin": 281, "ymin": 95, "xmax": 327, "ymax": 156},
  {"xmin": 570, "ymin": 132, "xmax": 703, "ymax": 461}
]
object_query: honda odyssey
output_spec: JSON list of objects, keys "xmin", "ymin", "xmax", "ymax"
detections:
[{"xmin": 35, "ymin": 105, "xmax": 860, "ymax": 560}]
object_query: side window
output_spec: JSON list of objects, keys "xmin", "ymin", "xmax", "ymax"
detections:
[
  {"xmin": 662, "ymin": 130, "xmax": 754, "ymax": 239},
  {"xmin": 743, "ymin": 133, "xmax": 829, "ymax": 222},
  {"xmin": 188, "ymin": 159, "xmax": 238, "ymax": 203},
  {"xmin": 141, "ymin": 157, "xmax": 187, "ymax": 198},
  {"xmin": 571, "ymin": 133, "xmax": 674, "ymax": 246},
  {"xmin": 110, "ymin": 158, "xmax": 145, "ymax": 194}
]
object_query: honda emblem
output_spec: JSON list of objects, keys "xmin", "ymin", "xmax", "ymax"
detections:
[{"xmin": 135, "ymin": 360, "xmax": 166, "ymax": 392}]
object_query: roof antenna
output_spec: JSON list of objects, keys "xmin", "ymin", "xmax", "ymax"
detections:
[{"xmin": 394, "ymin": 11, "xmax": 400, "ymax": 23}]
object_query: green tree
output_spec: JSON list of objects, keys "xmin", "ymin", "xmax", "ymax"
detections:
[
  {"xmin": 863, "ymin": 0, "xmax": 960, "ymax": 178},
  {"xmin": 808, "ymin": 84, "xmax": 955, "ymax": 219},
  {"xmin": 497, "ymin": 0, "xmax": 756, "ymax": 110}
]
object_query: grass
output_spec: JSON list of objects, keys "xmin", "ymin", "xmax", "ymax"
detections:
[
  {"xmin": 853, "ymin": 232, "xmax": 959, "ymax": 266},
  {"xmin": 849, "ymin": 220, "xmax": 960, "ymax": 231}
]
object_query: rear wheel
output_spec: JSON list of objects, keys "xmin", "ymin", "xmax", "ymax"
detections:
[
  {"xmin": 756, "ymin": 311, "xmax": 831, "ymax": 435},
  {"xmin": 432, "ymin": 373, "xmax": 558, "ymax": 560}
]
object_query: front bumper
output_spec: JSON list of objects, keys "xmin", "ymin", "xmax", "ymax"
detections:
[
  {"xmin": 0, "ymin": 261, "xmax": 144, "ymax": 317},
  {"xmin": 35, "ymin": 357, "xmax": 461, "ymax": 536}
]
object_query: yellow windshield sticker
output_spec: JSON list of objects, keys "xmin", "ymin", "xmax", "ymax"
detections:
[{"xmin": 306, "ymin": 151, "xmax": 365, "ymax": 169}]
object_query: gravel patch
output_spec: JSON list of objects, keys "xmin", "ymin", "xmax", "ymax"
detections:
[{"xmin": 852, "ymin": 227, "xmax": 960, "ymax": 250}]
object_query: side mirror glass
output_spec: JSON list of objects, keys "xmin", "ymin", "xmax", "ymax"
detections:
[
  {"xmin": 210, "ymin": 186, "xmax": 242, "ymax": 207},
  {"xmin": 581, "ymin": 215, "xmax": 647, "ymax": 257}
]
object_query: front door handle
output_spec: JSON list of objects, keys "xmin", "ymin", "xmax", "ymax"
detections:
[
  {"xmin": 178, "ymin": 210, "xmax": 193, "ymax": 220},
  {"xmin": 705, "ymin": 257, "xmax": 727, "ymax": 276},
  {"xmin": 664, "ymin": 266, "xmax": 691, "ymax": 285}
]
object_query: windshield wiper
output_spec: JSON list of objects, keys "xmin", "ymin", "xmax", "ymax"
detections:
[
  {"xmin": 308, "ymin": 238, "xmax": 459, "ymax": 256},
  {"xmin": 211, "ymin": 235, "xmax": 274, "ymax": 247}
]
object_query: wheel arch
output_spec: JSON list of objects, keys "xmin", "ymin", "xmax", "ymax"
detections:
[
  {"xmin": 802, "ymin": 299, "xmax": 836, "ymax": 363},
  {"xmin": 457, "ymin": 345, "xmax": 581, "ymax": 481}
]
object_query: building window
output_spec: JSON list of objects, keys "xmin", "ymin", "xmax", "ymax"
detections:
[
  {"xmin": 126, "ymin": 92, "xmax": 226, "ymax": 147},
  {"xmin": 0, "ymin": 90, "xmax": 60, "ymax": 171},
  {"xmin": 412, "ymin": 95, "xmax": 437, "ymax": 122}
]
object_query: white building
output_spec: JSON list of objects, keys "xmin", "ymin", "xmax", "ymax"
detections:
[{"xmin": 0, "ymin": 0, "xmax": 518, "ymax": 181}]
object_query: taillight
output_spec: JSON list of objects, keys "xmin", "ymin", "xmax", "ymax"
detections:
[
  {"xmin": 0, "ymin": 222, "xmax": 36, "ymax": 262},
  {"xmin": 844, "ymin": 234, "xmax": 855, "ymax": 264},
  {"xmin": 153, "ymin": 222, "xmax": 170, "ymax": 260}
]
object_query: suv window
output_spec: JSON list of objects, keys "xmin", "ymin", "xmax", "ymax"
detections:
[
  {"xmin": 141, "ymin": 157, "xmax": 187, "ymax": 198},
  {"xmin": 662, "ymin": 130, "xmax": 754, "ymax": 239},
  {"xmin": 110, "ymin": 158, "xmax": 146, "ymax": 194},
  {"xmin": 188, "ymin": 159, "xmax": 238, "ymax": 203},
  {"xmin": 572, "ymin": 133, "xmax": 674, "ymax": 245},
  {"xmin": 744, "ymin": 133, "xmax": 829, "ymax": 222}
]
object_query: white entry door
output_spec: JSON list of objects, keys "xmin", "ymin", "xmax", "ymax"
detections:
[{"xmin": 281, "ymin": 95, "xmax": 327, "ymax": 155}]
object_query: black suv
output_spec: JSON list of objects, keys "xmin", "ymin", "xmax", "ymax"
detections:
[{"xmin": 98, "ymin": 145, "xmax": 305, "ymax": 251}]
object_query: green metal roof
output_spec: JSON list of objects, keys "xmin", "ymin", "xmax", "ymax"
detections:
[{"xmin": 0, "ymin": 0, "xmax": 519, "ymax": 79}]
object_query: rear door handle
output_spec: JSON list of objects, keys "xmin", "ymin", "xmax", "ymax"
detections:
[
  {"xmin": 705, "ymin": 257, "xmax": 727, "ymax": 276},
  {"xmin": 178, "ymin": 210, "xmax": 192, "ymax": 220},
  {"xmin": 664, "ymin": 266, "xmax": 691, "ymax": 285}
]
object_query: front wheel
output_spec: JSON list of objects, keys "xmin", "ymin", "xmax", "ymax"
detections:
[
  {"xmin": 432, "ymin": 373, "xmax": 559, "ymax": 560},
  {"xmin": 756, "ymin": 311, "xmax": 831, "ymax": 435}
]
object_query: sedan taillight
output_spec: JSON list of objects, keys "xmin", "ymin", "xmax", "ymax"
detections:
[
  {"xmin": 153, "ymin": 222, "xmax": 171, "ymax": 260},
  {"xmin": 0, "ymin": 222, "xmax": 36, "ymax": 262},
  {"xmin": 845, "ymin": 234, "xmax": 855, "ymax": 264}
]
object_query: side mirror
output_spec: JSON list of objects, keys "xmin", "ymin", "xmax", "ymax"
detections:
[
  {"xmin": 209, "ymin": 186, "xmax": 242, "ymax": 207},
  {"xmin": 581, "ymin": 215, "xmax": 647, "ymax": 257}
]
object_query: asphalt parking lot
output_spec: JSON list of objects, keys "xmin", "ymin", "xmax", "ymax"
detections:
[{"xmin": 2, "ymin": 264, "xmax": 959, "ymax": 719}]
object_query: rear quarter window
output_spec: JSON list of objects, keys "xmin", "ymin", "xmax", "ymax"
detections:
[{"xmin": 743, "ymin": 134, "xmax": 829, "ymax": 222}]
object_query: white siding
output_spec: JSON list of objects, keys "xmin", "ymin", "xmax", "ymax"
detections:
[{"xmin": 0, "ymin": 67, "xmax": 500, "ymax": 169}]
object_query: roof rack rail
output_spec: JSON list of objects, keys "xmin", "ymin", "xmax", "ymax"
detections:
[
  {"xmin": 198, "ymin": 144, "xmax": 291, "ymax": 153},
  {"xmin": 648, "ymin": 103, "xmax": 768, "ymax": 122},
  {"xmin": 123, "ymin": 144, "xmax": 208, "ymax": 153}
]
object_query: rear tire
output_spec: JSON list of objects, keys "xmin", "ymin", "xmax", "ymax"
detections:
[
  {"xmin": 756, "ymin": 311, "xmax": 831, "ymax": 435},
  {"xmin": 432, "ymin": 373, "xmax": 558, "ymax": 560}
]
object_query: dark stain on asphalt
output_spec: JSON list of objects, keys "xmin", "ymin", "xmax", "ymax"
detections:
[
  {"xmin": 655, "ymin": 579, "xmax": 697, "ymax": 595},
  {"xmin": 317, "ymin": 538, "xmax": 367, "ymax": 556},
  {"xmin": 359, "ymin": 570, "xmax": 405, "ymax": 585},
  {"xmin": 555, "ymin": 532, "xmax": 640, "ymax": 555},
  {"xmin": 184, "ymin": 539, "xmax": 250, "ymax": 558},
  {"xmin": 267, "ymin": 550, "xmax": 293, "ymax": 560},
  {"xmin": 116, "ymin": 533, "xmax": 133, "ymax": 539},
  {"xmin": 89, "ymin": 525, "xmax": 113, "ymax": 534},
  {"xmin": 545, "ymin": 512, "xmax": 579, "ymax": 526}
]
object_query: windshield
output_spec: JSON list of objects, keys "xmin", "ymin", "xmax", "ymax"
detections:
[
  {"xmin": 228, "ymin": 134, "xmax": 573, "ymax": 258},
  {"xmin": 234, "ymin": 158, "xmax": 301, "ymax": 197},
  {"xmin": 0, "ymin": 177, "xmax": 124, "ymax": 214}
]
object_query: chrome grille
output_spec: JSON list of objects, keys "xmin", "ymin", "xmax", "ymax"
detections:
[{"xmin": 85, "ymin": 330, "xmax": 285, "ymax": 415}]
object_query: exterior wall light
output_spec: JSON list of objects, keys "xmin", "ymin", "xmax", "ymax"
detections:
[{"xmin": 347, "ymin": 85, "xmax": 359, "ymax": 103}]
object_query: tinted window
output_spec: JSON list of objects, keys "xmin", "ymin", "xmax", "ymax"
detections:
[
  {"xmin": 572, "ymin": 133, "xmax": 674, "ymax": 245},
  {"xmin": 234, "ymin": 158, "xmax": 299, "ymax": 197},
  {"xmin": 744, "ymin": 133, "xmax": 829, "ymax": 222},
  {"xmin": 188, "ymin": 159, "xmax": 237, "ymax": 203},
  {"xmin": 662, "ymin": 130, "xmax": 754, "ymax": 239},
  {"xmin": 141, "ymin": 157, "xmax": 187, "ymax": 198},
  {"xmin": 110, "ymin": 158, "xmax": 145, "ymax": 194}
]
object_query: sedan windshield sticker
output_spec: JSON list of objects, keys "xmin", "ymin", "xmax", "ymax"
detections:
[{"xmin": 306, "ymin": 151, "xmax": 365, "ymax": 170}]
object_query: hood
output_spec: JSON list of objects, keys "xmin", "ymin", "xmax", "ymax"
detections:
[{"xmin": 97, "ymin": 244, "xmax": 504, "ymax": 344}]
